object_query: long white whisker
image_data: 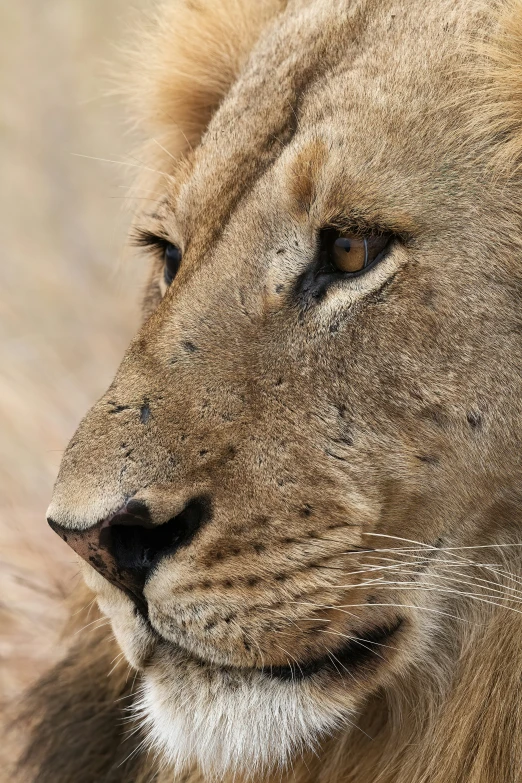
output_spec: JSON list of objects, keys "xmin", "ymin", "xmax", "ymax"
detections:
[
  {"xmin": 286, "ymin": 600, "xmax": 468, "ymax": 623},
  {"xmin": 70, "ymin": 152, "xmax": 168, "ymax": 177},
  {"xmin": 362, "ymin": 532, "xmax": 522, "ymax": 553},
  {"xmin": 152, "ymin": 137, "xmax": 178, "ymax": 163},
  {"xmin": 73, "ymin": 616, "xmax": 110, "ymax": 636},
  {"xmin": 342, "ymin": 553, "xmax": 522, "ymax": 599},
  {"xmin": 321, "ymin": 628, "xmax": 399, "ymax": 653},
  {"xmin": 366, "ymin": 562, "xmax": 522, "ymax": 601},
  {"xmin": 348, "ymin": 581, "xmax": 522, "ymax": 614}
]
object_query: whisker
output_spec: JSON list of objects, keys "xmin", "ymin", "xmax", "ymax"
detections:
[
  {"xmin": 73, "ymin": 616, "xmax": 110, "ymax": 636},
  {"xmin": 326, "ymin": 651, "xmax": 345, "ymax": 679},
  {"xmin": 339, "ymin": 553, "xmax": 522, "ymax": 599},
  {"xmin": 364, "ymin": 546, "xmax": 522, "ymax": 589},
  {"xmin": 320, "ymin": 628, "xmax": 399, "ymax": 653},
  {"xmin": 271, "ymin": 641, "xmax": 305, "ymax": 680},
  {"xmin": 362, "ymin": 532, "xmax": 522, "ymax": 554},
  {"xmin": 107, "ymin": 651, "xmax": 127, "ymax": 677},
  {"xmin": 347, "ymin": 580, "xmax": 522, "ymax": 614},
  {"xmin": 70, "ymin": 152, "xmax": 169, "ymax": 177},
  {"xmin": 288, "ymin": 599, "xmax": 468, "ymax": 623},
  {"xmin": 367, "ymin": 561, "xmax": 522, "ymax": 600},
  {"xmin": 160, "ymin": 113, "xmax": 195, "ymax": 153},
  {"xmin": 70, "ymin": 597, "xmax": 97, "ymax": 617},
  {"xmin": 152, "ymin": 137, "xmax": 178, "ymax": 163}
]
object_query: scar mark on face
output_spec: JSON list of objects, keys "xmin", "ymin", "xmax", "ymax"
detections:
[
  {"xmin": 182, "ymin": 341, "xmax": 198, "ymax": 354},
  {"xmin": 140, "ymin": 401, "xmax": 151, "ymax": 424},
  {"xmin": 333, "ymin": 434, "xmax": 354, "ymax": 448},
  {"xmin": 108, "ymin": 403, "xmax": 130, "ymax": 414},
  {"xmin": 325, "ymin": 449, "xmax": 347, "ymax": 461},
  {"xmin": 327, "ymin": 522, "xmax": 357, "ymax": 531},
  {"xmin": 466, "ymin": 410, "xmax": 482, "ymax": 430},
  {"xmin": 415, "ymin": 454, "xmax": 439, "ymax": 465}
]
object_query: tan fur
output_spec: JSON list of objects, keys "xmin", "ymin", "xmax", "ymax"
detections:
[
  {"xmin": 16, "ymin": 0, "xmax": 522, "ymax": 781},
  {"xmin": 125, "ymin": 0, "xmax": 287, "ymax": 159},
  {"xmin": 467, "ymin": 0, "xmax": 522, "ymax": 171}
]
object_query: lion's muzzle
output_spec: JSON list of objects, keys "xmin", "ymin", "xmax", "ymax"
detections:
[{"xmin": 48, "ymin": 496, "xmax": 211, "ymax": 617}]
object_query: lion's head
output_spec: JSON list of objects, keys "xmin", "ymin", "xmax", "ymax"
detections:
[{"xmin": 45, "ymin": 0, "xmax": 522, "ymax": 778}]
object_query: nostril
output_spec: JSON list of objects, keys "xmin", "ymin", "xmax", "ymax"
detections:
[
  {"xmin": 48, "ymin": 496, "xmax": 211, "ymax": 616},
  {"xmin": 101, "ymin": 496, "xmax": 211, "ymax": 574}
]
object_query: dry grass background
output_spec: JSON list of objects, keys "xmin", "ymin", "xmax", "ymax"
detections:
[{"xmin": 0, "ymin": 0, "xmax": 150, "ymax": 762}]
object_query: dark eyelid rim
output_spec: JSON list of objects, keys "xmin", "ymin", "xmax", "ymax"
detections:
[{"xmin": 132, "ymin": 228, "xmax": 172, "ymax": 253}]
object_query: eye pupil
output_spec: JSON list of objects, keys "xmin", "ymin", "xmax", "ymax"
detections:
[
  {"xmin": 331, "ymin": 235, "xmax": 367, "ymax": 273},
  {"xmin": 164, "ymin": 243, "xmax": 182, "ymax": 285},
  {"xmin": 334, "ymin": 237, "xmax": 352, "ymax": 253}
]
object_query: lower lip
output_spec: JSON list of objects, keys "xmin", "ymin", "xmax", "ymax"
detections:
[
  {"xmin": 261, "ymin": 618, "xmax": 404, "ymax": 681},
  {"xmin": 155, "ymin": 618, "xmax": 403, "ymax": 682}
]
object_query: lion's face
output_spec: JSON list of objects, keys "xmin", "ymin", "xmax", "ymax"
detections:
[{"xmin": 46, "ymin": 0, "xmax": 522, "ymax": 777}]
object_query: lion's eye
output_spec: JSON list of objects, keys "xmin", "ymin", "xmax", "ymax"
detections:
[
  {"xmin": 164, "ymin": 243, "xmax": 182, "ymax": 285},
  {"xmin": 322, "ymin": 229, "xmax": 392, "ymax": 275}
]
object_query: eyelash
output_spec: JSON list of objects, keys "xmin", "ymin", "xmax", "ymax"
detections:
[{"xmin": 132, "ymin": 228, "xmax": 170, "ymax": 259}]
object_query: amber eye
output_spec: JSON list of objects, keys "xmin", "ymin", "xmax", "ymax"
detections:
[
  {"xmin": 323, "ymin": 230, "xmax": 392, "ymax": 275},
  {"xmin": 164, "ymin": 243, "xmax": 182, "ymax": 285}
]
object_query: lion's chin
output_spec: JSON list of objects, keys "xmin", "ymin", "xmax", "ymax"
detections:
[
  {"xmin": 133, "ymin": 618, "xmax": 403, "ymax": 779},
  {"xmin": 135, "ymin": 642, "xmax": 356, "ymax": 780}
]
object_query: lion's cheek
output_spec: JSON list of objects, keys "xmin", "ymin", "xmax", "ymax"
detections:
[{"xmin": 79, "ymin": 561, "xmax": 158, "ymax": 669}]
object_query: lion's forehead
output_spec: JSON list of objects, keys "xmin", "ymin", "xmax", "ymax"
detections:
[{"xmin": 170, "ymin": 0, "xmax": 487, "ymax": 252}]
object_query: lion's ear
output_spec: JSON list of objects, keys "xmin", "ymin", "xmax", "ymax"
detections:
[{"xmin": 126, "ymin": 0, "xmax": 287, "ymax": 162}]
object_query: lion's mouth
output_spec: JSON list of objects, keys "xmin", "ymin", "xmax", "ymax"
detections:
[
  {"xmin": 262, "ymin": 618, "xmax": 404, "ymax": 680},
  {"xmin": 154, "ymin": 617, "xmax": 404, "ymax": 682}
]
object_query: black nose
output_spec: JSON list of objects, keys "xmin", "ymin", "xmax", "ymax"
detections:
[{"xmin": 48, "ymin": 497, "xmax": 210, "ymax": 616}]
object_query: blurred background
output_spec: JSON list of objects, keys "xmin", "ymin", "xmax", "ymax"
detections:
[{"xmin": 0, "ymin": 0, "xmax": 150, "ymax": 750}]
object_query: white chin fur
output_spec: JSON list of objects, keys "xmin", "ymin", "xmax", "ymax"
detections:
[{"xmin": 134, "ymin": 646, "xmax": 356, "ymax": 780}]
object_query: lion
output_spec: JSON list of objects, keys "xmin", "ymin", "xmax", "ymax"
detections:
[{"xmin": 14, "ymin": 0, "xmax": 522, "ymax": 781}]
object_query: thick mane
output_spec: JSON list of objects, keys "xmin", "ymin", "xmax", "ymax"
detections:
[
  {"xmin": 469, "ymin": 0, "xmax": 522, "ymax": 171},
  {"xmin": 124, "ymin": 0, "xmax": 288, "ymax": 158},
  {"xmin": 13, "ymin": 588, "xmax": 157, "ymax": 783}
]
